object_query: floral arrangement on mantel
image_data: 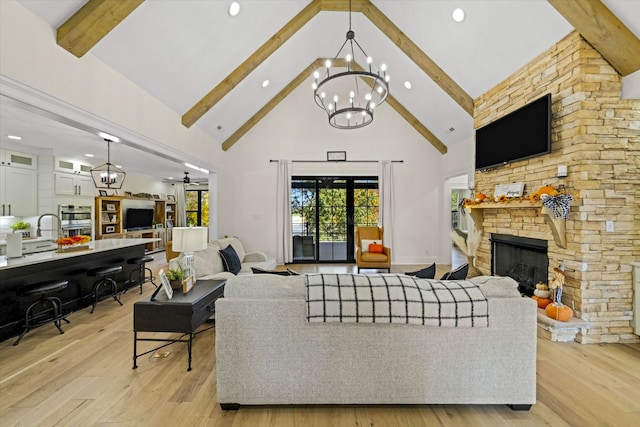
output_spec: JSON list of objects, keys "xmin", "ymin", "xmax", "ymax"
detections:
[
  {"xmin": 56, "ymin": 235, "xmax": 91, "ymax": 252},
  {"xmin": 460, "ymin": 185, "xmax": 574, "ymax": 219}
]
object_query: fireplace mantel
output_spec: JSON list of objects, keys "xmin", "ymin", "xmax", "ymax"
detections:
[{"xmin": 465, "ymin": 202, "xmax": 569, "ymax": 249}]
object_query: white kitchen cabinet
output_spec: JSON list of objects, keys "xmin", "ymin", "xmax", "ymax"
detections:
[
  {"xmin": 0, "ymin": 166, "xmax": 38, "ymax": 216},
  {"xmin": 55, "ymin": 173, "xmax": 94, "ymax": 197},
  {"xmin": 55, "ymin": 157, "xmax": 93, "ymax": 176},
  {"xmin": 0, "ymin": 149, "xmax": 37, "ymax": 170}
]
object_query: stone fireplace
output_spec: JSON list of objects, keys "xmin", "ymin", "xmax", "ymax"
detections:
[
  {"xmin": 491, "ymin": 234, "xmax": 548, "ymax": 296},
  {"xmin": 471, "ymin": 31, "xmax": 639, "ymax": 344}
]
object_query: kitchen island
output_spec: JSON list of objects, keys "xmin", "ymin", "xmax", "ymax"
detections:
[{"xmin": 0, "ymin": 238, "xmax": 159, "ymax": 343}]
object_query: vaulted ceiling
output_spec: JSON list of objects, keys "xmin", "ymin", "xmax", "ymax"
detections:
[{"xmin": 3, "ymin": 0, "xmax": 639, "ymax": 179}]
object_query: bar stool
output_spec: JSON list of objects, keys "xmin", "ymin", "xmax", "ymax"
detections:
[
  {"xmin": 88, "ymin": 265, "xmax": 123, "ymax": 314},
  {"xmin": 125, "ymin": 256, "xmax": 157, "ymax": 294},
  {"xmin": 13, "ymin": 280, "xmax": 70, "ymax": 346}
]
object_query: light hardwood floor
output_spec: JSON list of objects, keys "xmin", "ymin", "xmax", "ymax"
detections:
[{"xmin": 0, "ymin": 256, "xmax": 638, "ymax": 426}]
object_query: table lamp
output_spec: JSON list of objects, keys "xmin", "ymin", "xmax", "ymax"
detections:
[{"xmin": 172, "ymin": 226, "xmax": 208, "ymax": 283}]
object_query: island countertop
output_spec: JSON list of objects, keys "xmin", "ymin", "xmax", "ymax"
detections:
[{"xmin": 0, "ymin": 238, "xmax": 159, "ymax": 271}]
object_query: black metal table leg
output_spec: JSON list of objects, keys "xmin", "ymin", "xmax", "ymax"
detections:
[
  {"xmin": 133, "ymin": 331, "xmax": 138, "ymax": 369},
  {"xmin": 187, "ymin": 332, "xmax": 193, "ymax": 371}
]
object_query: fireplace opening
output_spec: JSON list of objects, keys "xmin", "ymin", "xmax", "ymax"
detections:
[{"xmin": 491, "ymin": 234, "xmax": 548, "ymax": 296}]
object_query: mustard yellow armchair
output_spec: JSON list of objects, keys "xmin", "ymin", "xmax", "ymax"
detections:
[{"xmin": 355, "ymin": 226, "xmax": 391, "ymax": 273}]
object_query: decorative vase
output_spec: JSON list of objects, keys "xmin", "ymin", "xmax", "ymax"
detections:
[{"xmin": 466, "ymin": 256, "xmax": 482, "ymax": 278}]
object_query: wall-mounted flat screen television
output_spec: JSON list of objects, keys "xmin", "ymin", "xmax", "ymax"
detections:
[
  {"xmin": 125, "ymin": 208, "xmax": 154, "ymax": 231},
  {"xmin": 475, "ymin": 93, "xmax": 551, "ymax": 170}
]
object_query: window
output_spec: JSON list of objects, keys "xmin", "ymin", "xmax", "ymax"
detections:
[{"xmin": 185, "ymin": 189, "xmax": 209, "ymax": 226}]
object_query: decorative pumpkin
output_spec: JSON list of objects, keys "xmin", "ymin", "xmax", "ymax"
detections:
[
  {"xmin": 532, "ymin": 295, "xmax": 553, "ymax": 308},
  {"xmin": 474, "ymin": 193, "xmax": 487, "ymax": 203},
  {"xmin": 528, "ymin": 185, "xmax": 559, "ymax": 201},
  {"xmin": 545, "ymin": 302, "xmax": 573, "ymax": 321},
  {"xmin": 533, "ymin": 289, "xmax": 551, "ymax": 299},
  {"xmin": 545, "ymin": 267, "xmax": 573, "ymax": 321}
]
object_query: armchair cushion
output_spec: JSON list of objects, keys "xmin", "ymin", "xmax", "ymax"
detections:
[
  {"xmin": 360, "ymin": 239, "xmax": 379, "ymax": 253},
  {"xmin": 369, "ymin": 243, "xmax": 384, "ymax": 253}
]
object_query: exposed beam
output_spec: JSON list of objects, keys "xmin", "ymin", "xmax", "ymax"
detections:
[
  {"xmin": 223, "ymin": 59, "xmax": 447, "ymax": 154},
  {"xmin": 57, "ymin": 0, "xmax": 144, "ymax": 58},
  {"xmin": 222, "ymin": 59, "xmax": 324, "ymax": 151},
  {"xmin": 548, "ymin": 0, "xmax": 640, "ymax": 76},
  {"xmin": 356, "ymin": 0, "xmax": 474, "ymax": 116},
  {"xmin": 182, "ymin": 0, "xmax": 322, "ymax": 128}
]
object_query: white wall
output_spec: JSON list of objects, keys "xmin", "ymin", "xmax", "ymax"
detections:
[
  {"xmin": 0, "ymin": 0, "xmax": 220, "ymax": 170},
  {"xmin": 218, "ymin": 82, "xmax": 449, "ymax": 265}
]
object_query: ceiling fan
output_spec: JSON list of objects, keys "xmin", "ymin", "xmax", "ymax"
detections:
[{"xmin": 183, "ymin": 171, "xmax": 190, "ymax": 184}]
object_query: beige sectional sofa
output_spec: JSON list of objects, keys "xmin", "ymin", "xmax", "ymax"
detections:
[
  {"xmin": 169, "ymin": 236, "xmax": 276, "ymax": 280},
  {"xmin": 215, "ymin": 274, "xmax": 537, "ymax": 410}
]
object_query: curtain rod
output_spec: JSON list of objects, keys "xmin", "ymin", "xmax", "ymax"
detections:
[{"xmin": 269, "ymin": 160, "xmax": 403, "ymax": 163}]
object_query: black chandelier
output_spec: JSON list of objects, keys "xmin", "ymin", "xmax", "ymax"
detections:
[
  {"xmin": 312, "ymin": 0, "xmax": 389, "ymax": 129},
  {"xmin": 90, "ymin": 136, "xmax": 126, "ymax": 189}
]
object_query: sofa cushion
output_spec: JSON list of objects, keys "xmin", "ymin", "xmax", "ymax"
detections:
[
  {"xmin": 251, "ymin": 267, "xmax": 292, "ymax": 276},
  {"xmin": 220, "ymin": 244, "xmax": 242, "ymax": 275},
  {"xmin": 224, "ymin": 275, "xmax": 306, "ymax": 298},
  {"xmin": 215, "ymin": 237, "xmax": 245, "ymax": 262},
  {"xmin": 405, "ymin": 263, "xmax": 436, "ymax": 279},
  {"xmin": 440, "ymin": 263, "xmax": 469, "ymax": 280},
  {"xmin": 470, "ymin": 276, "xmax": 521, "ymax": 298},
  {"xmin": 178, "ymin": 242, "xmax": 223, "ymax": 279},
  {"xmin": 361, "ymin": 252, "xmax": 388, "ymax": 262}
]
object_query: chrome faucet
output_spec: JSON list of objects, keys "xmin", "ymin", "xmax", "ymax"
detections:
[{"xmin": 36, "ymin": 213, "xmax": 63, "ymax": 240}]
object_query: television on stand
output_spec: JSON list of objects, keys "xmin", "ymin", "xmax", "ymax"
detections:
[
  {"xmin": 475, "ymin": 93, "xmax": 552, "ymax": 171},
  {"xmin": 124, "ymin": 208, "xmax": 154, "ymax": 231}
]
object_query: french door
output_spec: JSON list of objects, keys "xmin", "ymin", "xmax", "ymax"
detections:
[{"xmin": 291, "ymin": 176, "xmax": 378, "ymax": 263}]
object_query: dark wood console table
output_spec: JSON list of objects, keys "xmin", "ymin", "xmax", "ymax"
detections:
[{"xmin": 133, "ymin": 279, "xmax": 225, "ymax": 371}]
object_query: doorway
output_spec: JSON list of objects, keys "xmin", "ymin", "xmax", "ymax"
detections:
[{"xmin": 291, "ymin": 176, "xmax": 378, "ymax": 263}]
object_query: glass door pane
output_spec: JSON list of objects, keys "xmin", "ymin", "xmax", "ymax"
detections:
[
  {"xmin": 318, "ymin": 178, "xmax": 347, "ymax": 261},
  {"xmin": 291, "ymin": 179, "xmax": 317, "ymax": 261}
]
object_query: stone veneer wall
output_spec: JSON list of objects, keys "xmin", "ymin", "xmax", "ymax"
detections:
[{"xmin": 473, "ymin": 31, "xmax": 639, "ymax": 344}]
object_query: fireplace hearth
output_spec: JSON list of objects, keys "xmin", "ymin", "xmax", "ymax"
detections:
[{"xmin": 491, "ymin": 234, "xmax": 548, "ymax": 296}]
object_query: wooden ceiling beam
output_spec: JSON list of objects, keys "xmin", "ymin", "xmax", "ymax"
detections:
[
  {"xmin": 223, "ymin": 58, "xmax": 447, "ymax": 154},
  {"xmin": 356, "ymin": 0, "xmax": 474, "ymax": 116},
  {"xmin": 548, "ymin": 0, "xmax": 640, "ymax": 76},
  {"xmin": 182, "ymin": 0, "xmax": 322, "ymax": 128},
  {"xmin": 57, "ymin": 0, "xmax": 144, "ymax": 58}
]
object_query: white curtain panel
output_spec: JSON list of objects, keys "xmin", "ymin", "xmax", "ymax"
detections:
[
  {"xmin": 378, "ymin": 160, "xmax": 395, "ymax": 259},
  {"xmin": 176, "ymin": 183, "xmax": 187, "ymax": 227},
  {"xmin": 276, "ymin": 160, "xmax": 293, "ymax": 264}
]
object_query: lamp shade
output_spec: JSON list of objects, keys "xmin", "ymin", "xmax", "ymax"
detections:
[{"xmin": 172, "ymin": 227, "xmax": 208, "ymax": 252}]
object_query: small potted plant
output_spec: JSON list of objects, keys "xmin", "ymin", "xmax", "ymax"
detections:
[
  {"xmin": 166, "ymin": 268, "xmax": 185, "ymax": 290},
  {"xmin": 10, "ymin": 221, "xmax": 31, "ymax": 238}
]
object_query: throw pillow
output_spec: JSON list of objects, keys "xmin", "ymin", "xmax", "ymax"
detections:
[
  {"xmin": 219, "ymin": 244, "xmax": 242, "ymax": 275},
  {"xmin": 360, "ymin": 239, "xmax": 378, "ymax": 252},
  {"xmin": 178, "ymin": 242, "xmax": 222, "ymax": 278},
  {"xmin": 440, "ymin": 263, "xmax": 469, "ymax": 280},
  {"xmin": 251, "ymin": 267, "xmax": 291, "ymax": 276},
  {"xmin": 369, "ymin": 243, "xmax": 384, "ymax": 253},
  {"xmin": 405, "ymin": 263, "xmax": 436, "ymax": 279}
]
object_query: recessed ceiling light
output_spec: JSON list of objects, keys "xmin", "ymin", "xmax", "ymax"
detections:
[
  {"xmin": 452, "ymin": 8, "xmax": 465, "ymax": 23},
  {"xmin": 168, "ymin": 177, "xmax": 173, "ymax": 180},
  {"xmin": 228, "ymin": 2, "xmax": 240, "ymax": 17},
  {"xmin": 7, "ymin": 135, "xmax": 22, "ymax": 140},
  {"xmin": 85, "ymin": 153, "xmax": 94, "ymax": 157},
  {"xmin": 404, "ymin": 81, "xmax": 412, "ymax": 89},
  {"xmin": 262, "ymin": 79, "xmax": 270, "ymax": 88}
]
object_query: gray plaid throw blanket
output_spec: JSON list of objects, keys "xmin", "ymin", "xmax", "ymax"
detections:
[{"xmin": 305, "ymin": 273, "xmax": 489, "ymax": 327}]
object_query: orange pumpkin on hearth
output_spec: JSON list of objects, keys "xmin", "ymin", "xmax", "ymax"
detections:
[
  {"xmin": 545, "ymin": 302, "xmax": 573, "ymax": 321},
  {"xmin": 532, "ymin": 295, "xmax": 552, "ymax": 308}
]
